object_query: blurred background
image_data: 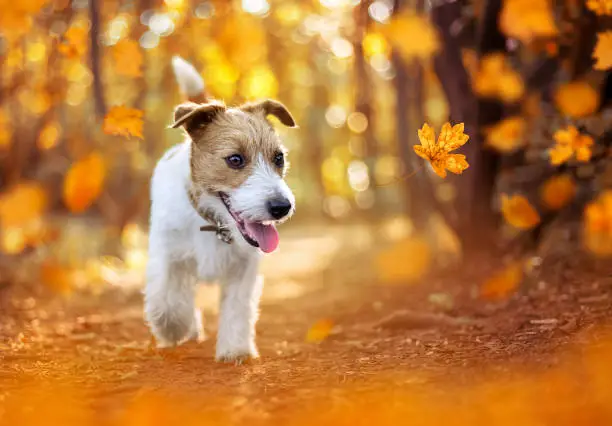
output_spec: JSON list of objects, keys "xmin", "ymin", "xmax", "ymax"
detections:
[
  {"xmin": 0, "ymin": 0, "xmax": 611, "ymax": 300},
  {"xmin": 2, "ymin": 1, "xmax": 612, "ymax": 423}
]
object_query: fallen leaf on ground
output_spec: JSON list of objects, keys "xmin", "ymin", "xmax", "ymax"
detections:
[
  {"xmin": 501, "ymin": 194, "xmax": 540, "ymax": 230},
  {"xmin": 481, "ymin": 262, "xmax": 524, "ymax": 300},
  {"xmin": 306, "ymin": 319, "xmax": 334, "ymax": 343},
  {"xmin": 550, "ymin": 126, "xmax": 594, "ymax": 165},
  {"xmin": 414, "ymin": 122, "xmax": 469, "ymax": 178},
  {"xmin": 376, "ymin": 236, "xmax": 432, "ymax": 284},
  {"xmin": 540, "ymin": 175, "xmax": 577, "ymax": 210},
  {"xmin": 63, "ymin": 152, "xmax": 106, "ymax": 213},
  {"xmin": 103, "ymin": 106, "xmax": 144, "ymax": 139},
  {"xmin": 40, "ymin": 260, "xmax": 74, "ymax": 295},
  {"xmin": 593, "ymin": 31, "xmax": 612, "ymax": 70}
]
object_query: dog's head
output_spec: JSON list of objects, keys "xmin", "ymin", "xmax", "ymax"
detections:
[{"xmin": 172, "ymin": 99, "xmax": 297, "ymax": 253}]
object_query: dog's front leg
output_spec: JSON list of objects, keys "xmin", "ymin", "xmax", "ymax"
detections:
[{"xmin": 216, "ymin": 257, "xmax": 263, "ymax": 363}]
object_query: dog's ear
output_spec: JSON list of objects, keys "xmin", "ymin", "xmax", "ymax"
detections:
[
  {"xmin": 241, "ymin": 99, "xmax": 297, "ymax": 128},
  {"xmin": 171, "ymin": 101, "xmax": 226, "ymax": 132}
]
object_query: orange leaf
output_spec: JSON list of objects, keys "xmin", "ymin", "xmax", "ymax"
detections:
[
  {"xmin": 103, "ymin": 106, "xmax": 144, "ymax": 139},
  {"xmin": 63, "ymin": 152, "xmax": 106, "ymax": 213},
  {"xmin": 583, "ymin": 191, "xmax": 612, "ymax": 256},
  {"xmin": 376, "ymin": 236, "xmax": 432, "ymax": 284},
  {"xmin": 486, "ymin": 117, "xmax": 526, "ymax": 153},
  {"xmin": 37, "ymin": 121, "xmax": 61, "ymax": 150},
  {"xmin": 501, "ymin": 194, "xmax": 540, "ymax": 230},
  {"xmin": 499, "ymin": 0, "xmax": 558, "ymax": 43},
  {"xmin": 473, "ymin": 54, "xmax": 524, "ymax": 103},
  {"xmin": 306, "ymin": 319, "xmax": 334, "ymax": 343},
  {"xmin": 0, "ymin": 0, "xmax": 48, "ymax": 40},
  {"xmin": 0, "ymin": 182, "xmax": 47, "ymax": 229},
  {"xmin": 414, "ymin": 122, "xmax": 470, "ymax": 178},
  {"xmin": 40, "ymin": 260, "xmax": 74, "ymax": 295},
  {"xmin": 554, "ymin": 82, "xmax": 600, "ymax": 118},
  {"xmin": 58, "ymin": 25, "xmax": 88, "ymax": 59},
  {"xmin": 550, "ymin": 126, "xmax": 594, "ymax": 165},
  {"xmin": 112, "ymin": 39, "xmax": 143, "ymax": 77},
  {"xmin": 480, "ymin": 262, "xmax": 523, "ymax": 300},
  {"xmin": 540, "ymin": 175, "xmax": 577, "ymax": 211},
  {"xmin": 380, "ymin": 12, "xmax": 439, "ymax": 61},
  {"xmin": 593, "ymin": 31, "xmax": 612, "ymax": 71},
  {"xmin": 586, "ymin": 0, "xmax": 612, "ymax": 16}
]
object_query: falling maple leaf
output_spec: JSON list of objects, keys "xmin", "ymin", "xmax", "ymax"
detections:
[
  {"xmin": 481, "ymin": 262, "xmax": 523, "ymax": 300},
  {"xmin": 501, "ymin": 194, "xmax": 540, "ymax": 230},
  {"xmin": 63, "ymin": 152, "xmax": 106, "ymax": 213},
  {"xmin": 499, "ymin": 0, "xmax": 558, "ymax": 43},
  {"xmin": 58, "ymin": 25, "xmax": 88, "ymax": 59},
  {"xmin": 380, "ymin": 12, "xmax": 439, "ymax": 61},
  {"xmin": 413, "ymin": 122, "xmax": 469, "ymax": 178},
  {"xmin": 550, "ymin": 126, "xmax": 594, "ymax": 166},
  {"xmin": 103, "ymin": 106, "xmax": 144, "ymax": 139},
  {"xmin": 583, "ymin": 191, "xmax": 612, "ymax": 256},
  {"xmin": 376, "ymin": 236, "xmax": 432, "ymax": 284},
  {"xmin": 0, "ymin": 182, "xmax": 47, "ymax": 229},
  {"xmin": 0, "ymin": 0, "xmax": 48, "ymax": 40},
  {"xmin": 112, "ymin": 39, "xmax": 143, "ymax": 77},
  {"xmin": 473, "ymin": 54, "xmax": 524, "ymax": 103},
  {"xmin": 37, "ymin": 121, "xmax": 61, "ymax": 150},
  {"xmin": 486, "ymin": 117, "xmax": 526, "ymax": 153},
  {"xmin": 554, "ymin": 82, "xmax": 600, "ymax": 118},
  {"xmin": 540, "ymin": 175, "xmax": 577, "ymax": 211},
  {"xmin": 586, "ymin": 0, "xmax": 612, "ymax": 15},
  {"xmin": 593, "ymin": 31, "xmax": 612, "ymax": 70},
  {"xmin": 306, "ymin": 319, "xmax": 334, "ymax": 343}
]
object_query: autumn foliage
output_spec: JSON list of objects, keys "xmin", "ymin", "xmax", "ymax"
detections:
[{"xmin": 0, "ymin": 0, "xmax": 612, "ymax": 423}]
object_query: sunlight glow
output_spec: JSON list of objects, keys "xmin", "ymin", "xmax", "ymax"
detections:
[
  {"xmin": 242, "ymin": 0, "xmax": 270, "ymax": 16},
  {"xmin": 325, "ymin": 105, "xmax": 347, "ymax": 128},
  {"xmin": 368, "ymin": 1, "xmax": 392, "ymax": 23}
]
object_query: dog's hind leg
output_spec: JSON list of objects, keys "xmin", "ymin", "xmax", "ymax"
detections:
[
  {"xmin": 144, "ymin": 257, "xmax": 201, "ymax": 348},
  {"xmin": 216, "ymin": 257, "xmax": 263, "ymax": 362}
]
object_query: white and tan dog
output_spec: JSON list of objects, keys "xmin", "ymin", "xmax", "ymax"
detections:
[{"xmin": 144, "ymin": 57, "xmax": 296, "ymax": 362}]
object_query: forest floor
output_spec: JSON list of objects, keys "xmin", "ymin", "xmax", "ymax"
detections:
[{"xmin": 1, "ymin": 222, "xmax": 612, "ymax": 425}]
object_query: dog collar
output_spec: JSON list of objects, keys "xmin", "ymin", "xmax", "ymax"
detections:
[{"xmin": 187, "ymin": 188, "xmax": 233, "ymax": 244}]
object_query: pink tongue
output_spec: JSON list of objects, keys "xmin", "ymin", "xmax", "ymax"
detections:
[{"xmin": 244, "ymin": 221, "xmax": 279, "ymax": 253}]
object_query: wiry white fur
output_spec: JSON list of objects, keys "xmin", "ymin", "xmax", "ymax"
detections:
[
  {"xmin": 145, "ymin": 142, "xmax": 265, "ymax": 360},
  {"xmin": 230, "ymin": 154, "xmax": 295, "ymax": 223},
  {"xmin": 146, "ymin": 59, "xmax": 295, "ymax": 362},
  {"xmin": 171, "ymin": 56, "xmax": 206, "ymax": 98}
]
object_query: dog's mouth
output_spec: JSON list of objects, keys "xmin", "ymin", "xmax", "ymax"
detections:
[{"xmin": 218, "ymin": 192, "xmax": 280, "ymax": 253}]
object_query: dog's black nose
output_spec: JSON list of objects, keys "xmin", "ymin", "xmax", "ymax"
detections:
[{"xmin": 267, "ymin": 198, "xmax": 292, "ymax": 219}]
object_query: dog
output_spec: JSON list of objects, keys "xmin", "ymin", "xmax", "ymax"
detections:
[{"xmin": 144, "ymin": 56, "xmax": 296, "ymax": 362}]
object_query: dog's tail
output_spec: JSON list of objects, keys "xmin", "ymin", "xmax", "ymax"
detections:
[{"xmin": 171, "ymin": 56, "xmax": 207, "ymax": 103}]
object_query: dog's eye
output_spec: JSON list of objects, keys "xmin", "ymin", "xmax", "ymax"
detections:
[
  {"xmin": 226, "ymin": 154, "xmax": 245, "ymax": 169},
  {"xmin": 273, "ymin": 152, "xmax": 284, "ymax": 168}
]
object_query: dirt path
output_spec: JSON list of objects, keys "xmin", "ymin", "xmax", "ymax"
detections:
[{"xmin": 1, "ymin": 225, "xmax": 612, "ymax": 425}]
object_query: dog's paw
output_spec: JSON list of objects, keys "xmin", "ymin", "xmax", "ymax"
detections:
[{"xmin": 215, "ymin": 349, "xmax": 259, "ymax": 365}]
